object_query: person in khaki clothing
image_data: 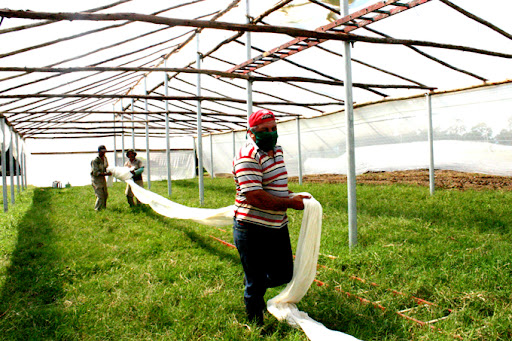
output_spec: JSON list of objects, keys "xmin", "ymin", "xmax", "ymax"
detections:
[
  {"xmin": 124, "ymin": 149, "xmax": 144, "ymax": 206},
  {"xmin": 91, "ymin": 145, "xmax": 112, "ymax": 211}
]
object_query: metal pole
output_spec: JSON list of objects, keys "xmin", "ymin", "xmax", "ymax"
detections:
[
  {"xmin": 1, "ymin": 119, "xmax": 8, "ymax": 212},
  {"xmin": 296, "ymin": 117, "xmax": 303, "ymax": 186},
  {"xmin": 15, "ymin": 132, "xmax": 20, "ymax": 194},
  {"xmin": 209, "ymin": 132, "xmax": 214, "ymax": 178},
  {"xmin": 232, "ymin": 130, "xmax": 236, "ymax": 159},
  {"xmin": 246, "ymin": 0, "xmax": 253, "ymax": 123},
  {"xmin": 113, "ymin": 110, "xmax": 117, "ymax": 168},
  {"xmin": 23, "ymin": 149, "xmax": 27, "ymax": 189},
  {"xmin": 144, "ymin": 76, "xmax": 151, "ymax": 190},
  {"xmin": 164, "ymin": 61, "xmax": 172, "ymax": 196},
  {"xmin": 20, "ymin": 140, "xmax": 25, "ymax": 190},
  {"xmin": 343, "ymin": 0, "xmax": 357, "ymax": 248},
  {"xmin": 9, "ymin": 127, "xmax": 14, "ymax": 204},
  {"xmin": 121, "ymin": 100, "xmax": 125, "ymax": 167},
  {"xmin": 131, "ymin": 98, "xmax": 135, "ymax": 149},
  {"xmin": 196, "ymin": 32, "xmax": 204, "ymax": 206},
  {"xmin": 427, "ymin": 93, "xmax": 435, "ymax": 195}
]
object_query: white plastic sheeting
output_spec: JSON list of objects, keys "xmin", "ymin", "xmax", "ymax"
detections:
[
  {"xmin": 0, "ymin": 122, "xmax": 23, "ymax": 179},
  {"xmin": 114, "ymin": 149, "xmax": 196, "ymax": 182},
  {"xmin": 200, "ymin": 82, "xmax": 512, "ymax": 177},
  {"xmin": 109, "ymin": 166, "xmax": 359, "ymax": 340},
  {"xmin": 26, "ymin": 148, "xmax": 196, "ymax": 187},
  {"xmin": 0, "ymin": 122, "xmax": 13, "ymax": 150},
  {"xmin": 110, "ymin": 166, "xmax": 234, "ymax": 226},
  {"xmin": 267, "ymin": 195, "xmax": 361, "ymax": 341}
]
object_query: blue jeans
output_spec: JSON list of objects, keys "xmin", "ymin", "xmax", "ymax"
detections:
[{"xmin": 233, "ymin": 219, "xmax": 293, "ymax": 315}]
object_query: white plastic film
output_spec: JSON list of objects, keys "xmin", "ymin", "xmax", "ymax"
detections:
[
  {"xmin": 203, "ymin": 82, "xmax": 512, "ymax": 177},
  {"xmin": 199, "ymin": 131, "xmax": 247, "ymax": 177},
  {"xmin": 109, "ymin": 167, "xmax": 359, "ymax": 340},
  {"xmin": 115, "ymin": 150, "xmax": 195, "ymax": 181},
  {"xmin": 110, "ymin": 166, "xmax": 234, "ymax": 226},
  {"xmin": 27, "ymin": 149, "xmax": 196, "ymax": 187},
  {"xmin": 267, "ymin": 195, "xmax": 361, "ymax": 341},
  {"xmin": 0, "ymin": 120, "xmax": 12, "ymax": 148}
]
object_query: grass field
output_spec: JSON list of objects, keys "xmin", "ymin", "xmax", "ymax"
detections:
[{"xmin": 1, "ymin": 178, "xmax": 511, "ymax": 340}]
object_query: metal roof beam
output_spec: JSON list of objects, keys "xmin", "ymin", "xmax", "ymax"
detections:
[{"xmin": 225, "ymin": 0, "xmax": 432, "ymax": 75}]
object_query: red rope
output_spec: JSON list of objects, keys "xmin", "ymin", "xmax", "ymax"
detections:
[{"xmin": 208, "ymin": 235, "xmax": 462, "ymax": 339}]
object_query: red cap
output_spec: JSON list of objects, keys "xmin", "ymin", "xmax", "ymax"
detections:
[{"xmin": 248, "ymin": 109, "xmax": 275, "ymax": 128}]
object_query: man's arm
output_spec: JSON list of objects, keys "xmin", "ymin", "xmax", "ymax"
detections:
[
  {"xmin": 105, "ymin": 158, "xmax": 112, "ymax": 176},
  {"xmin": 92, "ymin": 158, "xmax": 111, "ymax": 176},
  {"xmin": 91, "ymin": 159, "xmax": 102, "ymax": 177},
  {"xmin": 245, "ymin": 190, "xmax": 309, "ymax": 211},
  {"xmin": 132, "ymin": 167, "xmax": 144, "ymax": 176}
]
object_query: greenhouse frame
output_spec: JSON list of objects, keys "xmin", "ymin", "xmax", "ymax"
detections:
[{"xmin": 0, "ymin": 0, "xmax": 510, "ymax": 246}]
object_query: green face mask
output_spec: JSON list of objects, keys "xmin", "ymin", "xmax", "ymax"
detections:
[{"xmin": 251, "ymin": 129, "xmax": 278, "ymax": 151}]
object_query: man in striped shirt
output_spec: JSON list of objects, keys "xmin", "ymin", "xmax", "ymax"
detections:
[{"xmin": 232, "ymin": 109, "xmax": 310, "ymax": 325}]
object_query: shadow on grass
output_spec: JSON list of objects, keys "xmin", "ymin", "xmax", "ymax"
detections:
[
  {"xmin": 0, "ymin": 188, "xmax": 67, "ymax": 340},
  {"xmin": 142, "ymin": 206, "xmax": 240, "ymax": 265}
]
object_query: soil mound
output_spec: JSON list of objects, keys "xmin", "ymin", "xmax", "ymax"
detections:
[{"xmin": 289, "ymin": 170, "xmax": 512, "ymax": 191}]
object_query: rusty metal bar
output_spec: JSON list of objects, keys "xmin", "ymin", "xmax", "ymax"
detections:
[{"xmin": 225, "ymin": 0, "xmax": 431, "ymax": 75}]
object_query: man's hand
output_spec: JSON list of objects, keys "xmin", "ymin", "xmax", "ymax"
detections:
[
  {"xmin": 288, "ymin": 194, "xmax": 311, "ymax": 210},
  {"xmin": 245, "ymin": 190, "xmax": 310, "ymax": 211}
]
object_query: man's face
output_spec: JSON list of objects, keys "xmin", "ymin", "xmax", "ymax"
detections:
[
  {"xmin": 99, "ymin": 149, "xmax": 106, "ymax": 157},
  {"xmin": 249, "ymin": 120, "xmax": 277, "ymax": 141},
  {"xmin": 127, "ymin": 152, "xmax": 135, "ymax": 160}
]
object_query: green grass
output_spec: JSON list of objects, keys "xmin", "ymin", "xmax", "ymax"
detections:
[{"xmin": 1, "ymin": 178, "xmax": 512, "ymax": 340}]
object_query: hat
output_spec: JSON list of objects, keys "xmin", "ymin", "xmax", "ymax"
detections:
[
  {"xmin": 126, "ymin": 149, "xmax": 137, "ymax": 157},
  {"xmin": 98, "ymin": 145, "xmax": 107, "ymax": 152},
  {"xmin": 248, "ymin": 109, "xmax": 275, "ymax": 128}
]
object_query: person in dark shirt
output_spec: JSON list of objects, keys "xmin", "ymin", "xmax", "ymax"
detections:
[{"xmin": 124, "ymin": 149, "xmax": 144, "ymax": 206}]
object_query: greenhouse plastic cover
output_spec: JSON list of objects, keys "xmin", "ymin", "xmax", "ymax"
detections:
[
  {"xmin": 200, "ymin": 82, "xmax": 512, "ymax": 178},
  {"xmin": 115, "ymin": 150, "xmax": 196, "ymax": 182},
  {"xmin": 26, "ymin": 149, "xmax": 195, "ymax": 187}
]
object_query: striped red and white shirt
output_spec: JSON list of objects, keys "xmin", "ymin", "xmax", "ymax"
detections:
[{"xmin": 233, "ymin": 139, "xmax": 289, "ymax": 228}]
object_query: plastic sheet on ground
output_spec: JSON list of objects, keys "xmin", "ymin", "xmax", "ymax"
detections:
[
  {"xmin": 267, "ymin": 196, "xmax": 361, "ymax": 341},
  {"xmin": 109, "ymin": 166, "xmax": 234, "ymax": 226}
]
